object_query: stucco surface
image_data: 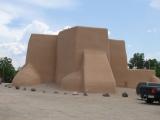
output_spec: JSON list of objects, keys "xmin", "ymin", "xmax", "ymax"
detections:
[
  {"xmin": 12, "ymin": 64, "xmax": 41, "ymax": 86},
  {"xmin": 26, "ymin": 34, "xmax": 57, "ymax": 83},
  {"xmin": 56, "ymin": 28, "xmax": 77, "ymax": 85},
  {"xmin": 109, "ymin": 40, "xmax": 128, "ymax": 86},
  {"xmin": 83, "ymin": 50, "xmax": 116, "ymax": 93},
  {"xmin": 13, "ymin": 26, "xmax": 160, "ymax": 92},
  {"xmin": 109, "ymin": 39, "xmax": 157, "ymax": 88}
]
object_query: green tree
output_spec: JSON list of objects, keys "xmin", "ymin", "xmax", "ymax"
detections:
[
  {"xmin": 128, "ymin": 53, "xmax": 160, "ymax": 78},
  {"xmin": 144, "ymin": 59, "xmax": 160, "ymax": 77},
  {"xmin": 144, "ymin": 59, "xmax": 157, "ymax": 69},
  {"xmin": 0, "ymin": 57, "xmax": 16, "ymax": 83},
  {"xmin": 155, "ymin": 62, "xmax": 160, "ymax": 77},
  {"xmin": 128, "ymin": 53, "xmax": 145, "ymax": 69}
]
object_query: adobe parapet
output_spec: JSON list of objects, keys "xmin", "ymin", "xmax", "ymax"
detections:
[{"xmin": 12, "ymin": 26, "xmax": 159, "ymax": 93}]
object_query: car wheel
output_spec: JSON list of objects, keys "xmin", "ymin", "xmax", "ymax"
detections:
[{"xmin": 146, "ymin": 98, "xmax": 154, "ymax": 104}]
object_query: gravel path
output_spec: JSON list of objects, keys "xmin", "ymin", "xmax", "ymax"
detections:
[{"xmin": 0, "ymin": 83, "xmax": 159, "ymax": 120}]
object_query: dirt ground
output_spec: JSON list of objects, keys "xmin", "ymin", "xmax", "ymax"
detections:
[{"xmin": 0, "ymin": 83, "xmax": 159, "ymax": 120}]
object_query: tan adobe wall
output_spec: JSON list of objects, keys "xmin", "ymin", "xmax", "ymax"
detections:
[
  {"xmin": 83, "ymin": 49, "xmax": 116, "ymax": 93},
  {"xmin": 109, "ymin": 39, "xmax": 157, "ymax": 88},
  {"xmin": 12, "ymin": 26, "xmax": 160, "ymax": 92},
  {"xmin": 126, "ymin": 70, "xmax": 155, "ymax": 88},
  {"xmin": 12, "ymin": 64, "xmax": 41, "ymax": 86},
  {"xmin": 56, "ymin": 28, "xmax": 77, "ymax": 86},
  {"xmin": 26, "ymin": 34, "xmax": 57, "ymax": 83},
  {"xmin": 13, "ymin": 34, "xmax": 57, "ymax": 85},
  {"xmin": 109, "ymin": 39, "xmax": 128, "ymax": 86},
  {"xmin": 56, "ymin": 27, "xmax": 113, "ymax": 92}
]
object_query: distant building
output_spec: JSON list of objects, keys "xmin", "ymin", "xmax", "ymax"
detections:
[{"xmin": 12, "ymin": 26, "xmax": 160, "ymax": 93}]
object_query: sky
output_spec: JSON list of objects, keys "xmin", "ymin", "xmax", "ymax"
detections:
[{"xmin": 0, "ymin": 0, "xmax": 160, "ymax": 68}]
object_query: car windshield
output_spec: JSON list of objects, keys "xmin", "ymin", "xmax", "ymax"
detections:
[{"xmin": 148, "ymin": 83, "xmax": 160, "ymax": 87}]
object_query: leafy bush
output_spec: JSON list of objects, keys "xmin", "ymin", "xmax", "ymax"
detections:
[{"xmin": 0, "ymin": 57, "xmax": 17, "ymax": 83}]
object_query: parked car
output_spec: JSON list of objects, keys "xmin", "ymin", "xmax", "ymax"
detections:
[
  {"xmin": 136, "ymin": 82, "xmax": 160, "ymax": 104},
  {"xmin": 136, "ymin": 82, "xmax": 147, "ymax": 95}
]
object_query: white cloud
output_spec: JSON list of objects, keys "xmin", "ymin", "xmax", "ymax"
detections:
[
  {"xmin": 0, "ymin": 43, "xmax": 26, "ymax": 55},
  {"xmin": 0, "ymin": 25, "xmax": 23, "ymax": 43},
  {"xmin": 146, "ymin": 52, "xmax": 160, "ymax": 60},
  {"xmin": 147, "ymin": 29, "xmax": 152, "ymax": 33},
  {"xmin": 12, "ymin": 56, "xmax": 26, "ymax": 70},
  {"xmin": 0, "ymin": 0, "xmax": 75, "ymax": 68},
  {"xmin": 126, "ymin": 44, "xmax": 133, "ymax": 49},
  {"xmin": 0, "ymin": 3, "xmax": 26, "ymax": 21},
  {"xmin": 0, "ymin": 19, "xmax": 71, "ymax": 68},
  {"xmin": 150, "ymin": 0, "xmax": 160, "ymax": 10},
  {"xmin": 147, "ymin": 28, "xmax": 159, "ymax": 33},
  {"xmin": 108, "ymin": 30, "xmax": 111, "ymax": 36},
  {"xmin": 52, "ymin": 25, "xmax": 71, "ymax": 35},
  {"xmin": 0, "ymin": 20, "xmax": 54, "ymax": 52},
  {"xmin": 0, "ymin": 0, "xmax": 77, "ymax": 14},
  {"xmin": 0, "ymin": 20, "xmax": 54, "ymax": 67},
  {"xmin": 0, "ymin": 51, "xmax": 5, "ymax": 58},
  {"xmin": 0, "ymin": 0, "xmax": 78, "ymax": 29},
  {"xmin": 0, "ymin": 10, "xmax": 14, "ymax": 25},
  {"xmin": 23, "ymin": 0, "xmax": 77, "ymax": 9}
]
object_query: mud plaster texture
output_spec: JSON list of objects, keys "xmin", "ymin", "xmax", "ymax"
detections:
[{"xmin": 13, "ymin": 26, "xmax": 160, "ymax": 93}]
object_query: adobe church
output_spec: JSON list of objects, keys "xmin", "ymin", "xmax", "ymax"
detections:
[{"xmin": 12, "ymin": 26, "xmax": 159, "ymax": 93}]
